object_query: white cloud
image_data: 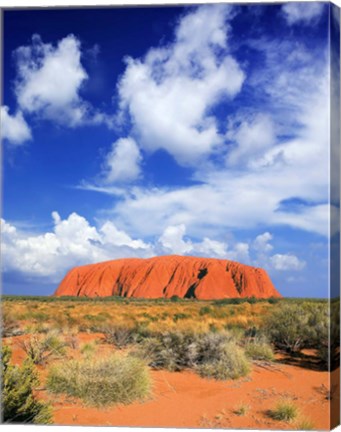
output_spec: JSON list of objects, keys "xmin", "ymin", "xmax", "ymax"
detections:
[
  {"xmin": 117, "ymin": 4, "xmax": 245, "ymax": 165},
  {"xmin": 226, "ymin": 114, "xmax": 275, "ymax": 167},
  {"xmin": 253, "ymin": 232, "xmax": 273, "ymax": 253},
  {"xmin": 158, "ymin": 224, "xmax": 193, "ymax": 255},
  {"xmin": 270, "ymin": 253, "xmax": 306, "ymax": 271},
  {"xmin": 2, "ymin": 214, "xmax": 306, "ymax": 283},
  {"xmin": 1, "ymin": 213, "xmax": 152, "ymax": 281},
  {"xmin": 281, "ymin": 2, "xmax": 324, "ymax": 25},
  {"xmin": 102, "ymin": 137, "xmax": 142, "ymax": 183},
  {"xmin": 1, "ymin": 105, "xmax": 31, "ymax": 145},
  {"xmin": 14, "ymin": 34, "xmax": 112, "ymax": 128}
]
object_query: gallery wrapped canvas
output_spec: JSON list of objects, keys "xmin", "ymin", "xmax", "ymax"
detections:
[{"xmin": 1, "ymin": 1, "xmax": 340, "ymax": 430}]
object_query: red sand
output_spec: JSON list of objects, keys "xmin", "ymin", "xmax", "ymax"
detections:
[
  {"xmin": 55, "ymin": 255, "xmax": 281, "ymax": 299},
  {"xmin": 4, "ymin": 334, "xmax": 335, "ymax": 430}
]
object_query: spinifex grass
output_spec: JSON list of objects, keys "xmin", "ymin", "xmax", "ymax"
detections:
[{"xmin": 46, "ymin": 353, "xmax": 152, "ymax": 407}]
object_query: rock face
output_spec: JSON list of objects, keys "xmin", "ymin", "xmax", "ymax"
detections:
[{"xmin": 54, "ymin": 255, "xmax": 281, "ymax": 299}]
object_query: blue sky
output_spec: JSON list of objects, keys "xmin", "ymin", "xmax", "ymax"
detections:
[{"xmin": 1, "ymin": 2, "xmax": 339, "ymax": 297}]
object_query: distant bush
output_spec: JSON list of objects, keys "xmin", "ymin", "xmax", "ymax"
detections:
[
  {"xmin": 47, "ymin": 354, "xmax": 151, "ymax": 407},
  {"xmin": 244, "ymin": 338, "xmax": 274, "ymax": 361},
  {"xmin": 1, "ymin": 345, "xmax": 52, "ymax": 424},
  {"xmin": 102, "ymin": 325, "xmax": 136, "ymax": 349},
  {"xmin": 269, "ymin": 400, "xmax": 298, "ymax": 422}
]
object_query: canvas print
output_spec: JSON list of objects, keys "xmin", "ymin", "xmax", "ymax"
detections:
[{"xmin": 1, "ymin": 1, "xmax": 340, "ymax": 430}]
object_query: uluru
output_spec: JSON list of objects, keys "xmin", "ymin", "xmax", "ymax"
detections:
[{"xmin": 54, "ymin": 255, "xmax": 281, "ymax": 299}]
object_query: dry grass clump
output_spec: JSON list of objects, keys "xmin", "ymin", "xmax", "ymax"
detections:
[
  {"xmin": 244, "ymin": 337, "xmax": 274, "ymax": 361},
  {"xmin": 19, "ymin": 331, "xmax": 67, "ymax": 365},
  {"xmin": 295, "ymin": 417, "xmax": 315, "ymax": 430},
  {"xmin": 269, "ymin": 400, "xmax": 299, "ymax": 422},
  {"xmin": 196, "ymin": 341, "xmax": 250, "ymax": 380},
  {"xmin": 234, "ymin": 403, "xmax": 250, "ymax": 416},
  {"xmin": 136, "ymin": 330, "xmax": 251, "ymax": 380},
  {"xmin": 46, "ymin": 353, "xmax": 151, "ymax": 407},
  {"xmin": 2, "ymin": 308, "xmax": 21, "ymax": 337}
]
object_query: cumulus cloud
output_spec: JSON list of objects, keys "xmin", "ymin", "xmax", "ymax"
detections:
[
  {"xmin": 253, "ymin": 232, "xmax": 273, "ymax": 253},
  {"xmin": 270, "ymin": 253, "xmax": 306, "ymax": 271},
  {"xmin": 117, "ymin": 4, "xmax": 245, "ymax": 165},
  {"xmin": 1, "ymin": 213, "xmax": 152, "ymax": 281},
  {"xmin": 1, "ymin": 214, "xmax": 306, "ymax": 285},
  {"xmin": 1, "ymin": 105, "xmax": 31, "ymax": 145},
  {"xmin": 102, "ymin": 137, "xmax": 142, "ymax": 183},
  {"xmin": 14, "ymin": 34, "xmax": 112, "ymax": 128},
  {"xmin": 226, "ymin": 114, "xmax": 276, "ymax": 167},
  {"xmin": 281, "ymin": 2, "xmax": 325, "ymax": 25},
  {"xmin": 85, "ymin": 6, "xmax": 329, "ymax": 243}
]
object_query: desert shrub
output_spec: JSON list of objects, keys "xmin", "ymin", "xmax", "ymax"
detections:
[
  {"xmin": 199, "ymin": 306, "xmax": 212, "ymax": 316},
  {"xmin": 295, "ymin": 417, "xmax": 315, "ymax": 430},
  {"xmin": 264, "ymin": 304, "xmax": 310, "ymax": 353},
  {"xmin": 136, "ymin": 331, "xmax": 197, "ymax": 371},
  {"xmin": 1, "ymin": 345, "xmax": 52, "ymax": 424},
  {"xmin": 244, "ymin": 338, "xmax": 274, "ymax": 361},
  {"xmin": 46, "ymin": 354, "xmax": 151, "ymax": 407},
  {"xmin": 102, "ymin": 325, "xmax": 136, "ymax": 349},
  {"xmin": 136, "ymin": 330, "xmax": 250, "ymax": 380},
  {"xmin": 80, "ymin": 341, "xmax": 98, "ymax": 357},
  {"xmin": 2, "ymin": 309, "xmax": 21, "ymax": 337},
  {"xmin": 269, "ymin": 400, "xmax": 298, "ymax": 422},
  {"xmin": 265, "ymin": 302, "xmax": 331, "ymax": 364},
  {"xmin": 196, "ymin": 341, "xmax": 250, "ymax": 380},
  {"xmin": 173, "ymin": 313, "xmax": 191, "ymax": 322},
  {"xmin": 234, "ymin": 403, "xmax": 250, "ymax": 416},
  {"xmin": 19, "ymin": 331, "xmax": 66, "ymax": 365}
]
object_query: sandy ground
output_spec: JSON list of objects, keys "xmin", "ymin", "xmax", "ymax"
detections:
[{"xmin": 4, "ymin": 333, "xmax": 338, "ymax": 430}]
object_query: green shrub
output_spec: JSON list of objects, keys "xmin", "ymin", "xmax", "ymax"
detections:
[
  {"xmin": 135, "ymin": 330, "xmax": 250, "ymax": 381},
  {"xmin": 2, "ymin": 309, "xmax": 21, "ymax": 337},
  {"xmin": 196, "ymin": 341, "xmax": 250, "ymax": 380},
  {"xmin": 269, "ymin": 400, "xmax": 298, "ymax": 422},
  {"xmin": 295, "ymin": 417, "xmax": 314, "ymax": 430},
  {"xmin": 199, "ymin": 306, "xmax": 212, "ymax": 316},
  {"xmin": 102, "ymin": 325, "xmax": 135, "ymax": 349},
  {"xmin": 264, "ymin": 304, "xmax": 310, "ymax": 353},
  {"xmin": 47, "ymin": 354, "xmax": 151, "ymax": 407},
  {"xmin": 245, "ymin": 338, "xmax": 274, "ymax": 361},
  {"xmin": 136, "ymin": 331, "xmax": 196, "ymax": 371},
  {"xmin": 19, "ymin": 332, "xmax": 66, "ymax": 365},
  {"xmin": 1, "ymin": 345, "xmax": 52, "ymax": 424},
  {"xmin": 80, "ymin": 341, "xmax": 97, "ymax": 357}
]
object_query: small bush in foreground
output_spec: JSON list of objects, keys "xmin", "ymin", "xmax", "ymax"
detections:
[
  {"xmin": 46, "ymin": 354, "xmax": 151, "ymax": 407},
  {"xmin": 1, "ymin": 345, "xmax": 52, "ymax": 424},
  {"xmin": 269, "ymin": 400, "xmax": 298, "ymax": 422},
  {"xmin": 196, "ymin": 342, "xmax": 250, "ymax": 380},
  {"xmin": 244, "ymin": 338, "xmax": 274, "ymax": 361},
  {"xmin": 234, "ymin": 403, "xmax": 250, "ymax": 416},
  {"xmin": 295, "ymin": 417, "xmax": 315, "ymax": 430},
  {"xmin": 19, "ymin": 332, "xmax": 66, "ymax": 365}
]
